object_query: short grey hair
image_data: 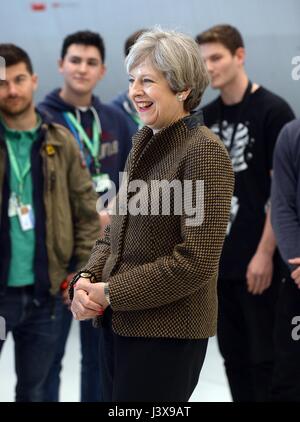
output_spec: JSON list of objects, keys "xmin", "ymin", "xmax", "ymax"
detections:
[{"xmin": 125, "ymin": 28, "xmax": 209, "ymax": 111}]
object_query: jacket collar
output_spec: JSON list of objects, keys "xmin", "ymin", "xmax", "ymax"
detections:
[
  {"xmin": 132, "ymin": 109, "xmax": 203, "ymax": 149},
  {"xmin": 182, "ymin": 109, "xmax": 204, "ymax": 129},
  {"xmin": 131, "ymin": 109, "xmax": 204, "ymax": 144}
]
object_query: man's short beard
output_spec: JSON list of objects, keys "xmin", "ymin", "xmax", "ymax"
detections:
[{"xmin": 0, "ymin": 98, "xmax": 32, "ymax": 118}]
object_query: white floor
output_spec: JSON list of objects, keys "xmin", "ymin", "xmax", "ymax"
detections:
[{"xmin": 0, "ymin": 322, "xmax": 232, "ymax": 402}]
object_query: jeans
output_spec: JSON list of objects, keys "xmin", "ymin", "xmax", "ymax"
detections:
[
  {"xmin": 0, "ymin": 286, "xmax": 63, "ymax": 402},
  {"xmin": 80, "ymin": 319, "xmax": 103, "ymax": 402},
  {"xmin": 43, "ymin": 304, "xmax": 72, "ymax": 402},
  {"xmin": 43, "ymin": 303, "xmax": 103, "ymax": 402}
]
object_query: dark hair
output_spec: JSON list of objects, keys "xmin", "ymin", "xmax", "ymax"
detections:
[
  {"xmin": 124, "ymin": 29, "xmax": 148, "ymax": 57},
  {"xmin": 61, "ymin": 30, "xmax": 105, "ymax": 62},
  {"xmin": 0, "ymin": 43, "xmax": 33, "ymax": 74},
  {"xmin": 195, "ymin": 24, "xmax": 244, "ymax": 55}
]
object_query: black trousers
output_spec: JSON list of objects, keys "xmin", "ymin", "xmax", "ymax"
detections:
[
  {"xmin": 217, "ymin": 276, "xmax": 279, "ymax": 402},
  {"xmin": 100, "ymin": 307, "xmax": 208, "ymax": 402},
  {"xmin": 271, "ymin": 276, "xmax": 300, "ymax": 401}
]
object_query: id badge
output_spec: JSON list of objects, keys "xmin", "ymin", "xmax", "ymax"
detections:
[
  {"xmin": 17, "ymin": 204, "xmax": 35, "ymax": 231},
  {"xmin": 92, "ymin": 173, "xmax": 112, "ymax": 193},
  {"xmin": 8, "ymin": 193, "xmax": 18, "ymax": 218}
]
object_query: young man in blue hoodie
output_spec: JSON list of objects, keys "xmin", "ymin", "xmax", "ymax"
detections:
[
  {"xmin": 111, "ymin": 29, "xmax": 147, "ymax": 133},
  {"xmin": 39, "ymin": 30, "xmax": 134, "ymax": 402}
]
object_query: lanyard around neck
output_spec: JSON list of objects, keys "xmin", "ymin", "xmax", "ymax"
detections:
[
  {"xmin": 218, "ymin": 80, "xmax": 252, "ymax": 152},
  {"xmin": 123, "ymin": 99, "xmax": 143, "ymax": 129},
  {"xmin": 131, "ymin": 113, "xmax": 143, "ymax": 129},
  {"xmin": 64, "ymin": 111, "xmax": 102, "ymax": 170},
  {"xmin": 5, "ymin": 140, "xmax": 31, "ymax": 199}
]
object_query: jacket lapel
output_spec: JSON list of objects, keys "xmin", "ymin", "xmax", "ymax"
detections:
[{"xmin": 110, "ymin": 118, "xmax": 192, "ymax": 275}]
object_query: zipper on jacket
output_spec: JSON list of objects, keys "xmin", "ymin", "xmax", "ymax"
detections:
[
  {"xmin": 42, "ymin": 150, "xmax": 56, "ymax": 192},
  {"xmin": 50, "ymin": 170, "xmax": 56, "ymax": 191}
]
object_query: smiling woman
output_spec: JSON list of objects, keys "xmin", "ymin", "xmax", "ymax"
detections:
[
  {"xmin": 126, "ymin": 28, "xmax": 209, "ymax": 133},
  {"xmin": 127, "ymin": 61, "xmax": 190, "ymax": 132},
  {"xmin": 70, "ymin": 27, "xmax": 234, "ymax": 402}
]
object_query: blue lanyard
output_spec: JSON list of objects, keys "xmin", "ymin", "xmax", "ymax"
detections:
[
  {"xmin": 63, "ymin": 112, "xmax": 101, "ymax": 171},
  {"xmin": 64, "ymin": 112, "xmax": 83, "ymax": 150}
]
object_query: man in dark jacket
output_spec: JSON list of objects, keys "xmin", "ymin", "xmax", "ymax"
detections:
[
  {"xmin": 0, "ymin": 43, "xmax": 99, "ymax": 401},
  {"xmin": 271, "ymin": 118, "xmax": 300, "ymax": 401},
  {"xmin": 38, "ymin": 30, "xmax": 134, "ymax": 402}
]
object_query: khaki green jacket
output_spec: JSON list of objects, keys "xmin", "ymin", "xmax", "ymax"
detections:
[{"xmin": 0, "ymin": 121, "xmax": 100, "ymax": 295}]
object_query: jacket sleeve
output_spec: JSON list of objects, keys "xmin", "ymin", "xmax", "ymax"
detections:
[
  {"xmin": 271, "ymin": 122, "xmax": 300, "ymax": 266},
  {"xmin": 82, "ymin": 225, "xmax": 111, "ymax": 280},
  {"xmin": 66, "ymin": 133, "xmax": 101, "ymax": 270},
  {"xmin": 108, "ymin": 135, "xmax": 234, "ymax": 311},
  {"xmin": 80, "ymin": 144, "xmax": 135, "ymax": 279}
]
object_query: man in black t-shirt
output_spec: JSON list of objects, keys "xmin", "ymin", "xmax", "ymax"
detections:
[{"xmin": 196, "ymin": 24, "xmax": 295, "ymax": 402}]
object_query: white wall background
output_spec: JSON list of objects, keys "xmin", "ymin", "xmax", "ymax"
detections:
[{"xmin": 1, "ymin": 0, "xmax": 299, "ymax": 114}]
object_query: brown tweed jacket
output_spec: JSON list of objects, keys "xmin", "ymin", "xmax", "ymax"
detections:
[{"xmin": 85, "ymin": 112, "xmax": 234, "ymax": 339}]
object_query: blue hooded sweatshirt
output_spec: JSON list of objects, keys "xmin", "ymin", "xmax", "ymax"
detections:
[
  {"xmin": 111, "ymin": 90, "xmax": 142, "ymax": 135},
  {"xmin": 39, "ymin": 89, "xmax": 134, "ymax": 191}
]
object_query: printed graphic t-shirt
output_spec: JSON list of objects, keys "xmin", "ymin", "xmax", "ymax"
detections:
[{"xmin": 202, "ymin": 86, "xmax": 295, "ymax": 280}]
